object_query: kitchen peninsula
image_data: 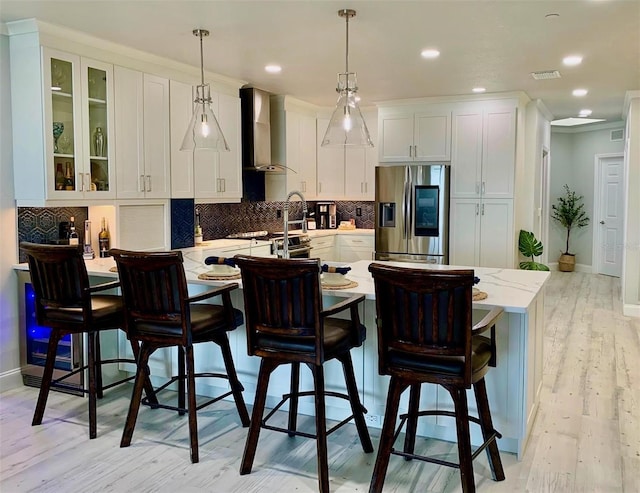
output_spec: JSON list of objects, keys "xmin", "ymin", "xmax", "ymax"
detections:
[{"xmin": 14, "ymin": 245, "xmax": 548, "ymax": 460}]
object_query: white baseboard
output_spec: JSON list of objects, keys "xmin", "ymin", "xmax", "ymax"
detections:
[
  {"xmin": 623, "ymin": 304, "xmax": 640, "ymax": 318},
  {"xmin": 0, "ymin": 368, "xmax": 23, "ymax": 393},
  {"xmin": 548, "ymin": 262, "xmax": 593, "ymax": 273}
]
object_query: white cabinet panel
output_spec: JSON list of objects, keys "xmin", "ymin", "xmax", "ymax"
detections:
[
  {"xmin": 450, "ymin": 198, "xmax": 513, "ymax": 268},
  {"xmin": 482, "ymin": 107, "xmax": 516, "ymax": 199},
  {"xmin": 378, "ymin": 107, "xmax": 450, "ymax": 163},
  {"xmin": 451, "ymin": 111, "xmax": 483, "ymax": 198},
  {"xmin": 114, "ymin": 68, "xmax": 170, "ymax": 199},
  {"xmin": 337, "ymin": 235, "xmax": 374, "ymax": 263}
]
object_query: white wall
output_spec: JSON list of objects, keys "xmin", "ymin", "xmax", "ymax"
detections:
[
  {"xmin": 549, "ymin": 123, "xmax": 625, "ymax": 268},
  {"xmin": 0, "ymin": 32, "xmax": 21, "ymax": 391}
]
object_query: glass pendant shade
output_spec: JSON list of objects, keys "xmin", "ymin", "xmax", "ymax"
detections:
[
  {"xmin": 180, "ymin": 84, "xmax": 229, "ymax": 151},
  {"xmin": 322, "ymin": 74, "xmax": 373, "ymax": 147},
  {"xmin": 322, "ymin": 9, "xmax": 373, "ymax": 148}
]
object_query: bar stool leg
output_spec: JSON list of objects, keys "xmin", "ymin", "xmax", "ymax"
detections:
[
  {"xmin": 87, "ymin": 331, "xmax": 98, "ymax": 439},
  {"xmin": 473, "ymin": 378, "xmax": 505, "ymax": 481},
  {"xmin": 32, "ymin": 330, "xmax": 62, "ymax": 427},
  {"xmin": 241, "ymin": 358, "xmax": 278, "ymax": 475},
  {"xmin": 339, "ymin": 353, "xmax": 373, "ymax": 453},
  {"xmin": 288, "ymin": 362, "xmax": 300, "ymax": 437},
  {"xmin": 403, "ymin": 383, "xmax": 421, "ymax": 458},
  {"xmin": 311, "ymin": 364, "xmax": 329, "ymax": 493},
  {"xmin": 121, "ymin": 344, "xmax": 152, "ymax": 448},
  {"xmin": 177, "ymin": 346, "xmax": 186, "ymax": 416},
  {"xmin": 185, "ymin": 344, "xmax": 199, "ymax": 463},
  {"xmin": 369, "ymin": 376, "xmax": 409, "ymax": 493},
  {"xmin": 217, "ymin": 333, "xmax": 250, "ymax": 427},
  {"xmin": 94, "ymin": 331, "xmax": 104, "ymax": 399},
  {"xmin": 448, "ymin": 385, "xmax": 475, "ymax": 493}
]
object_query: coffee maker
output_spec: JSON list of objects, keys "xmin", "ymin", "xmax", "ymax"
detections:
[{"xmin": 316, "ymin": 201, "xmax": 337, "ymax": 229}]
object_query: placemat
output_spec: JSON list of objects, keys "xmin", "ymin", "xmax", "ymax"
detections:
[
  {"xmin": 473, "ymin": 290, "xmax": 488, "ymax": 301},
  {"xmin": 198, "ymin": 272, "xmax": 241, "ymax": 281},
  {"xmin": 321, "ymin": 280, "xmax": 359, "ymax": 290}
]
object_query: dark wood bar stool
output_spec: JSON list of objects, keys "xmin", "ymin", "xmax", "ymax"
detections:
[
  {"xmin": 111, "ymin": 249, "xmax": 250, "ymax": 463},
  {"xmin": 233, "ymin": 255, "xmax": 373, "ymax": 493},
  {"xmin": 20, "ymin": 242, "xmax": 154, "ymax": 439},
  {"xmin": 368, "ymin": 263, "xmax": 505, "ymax": 493}
]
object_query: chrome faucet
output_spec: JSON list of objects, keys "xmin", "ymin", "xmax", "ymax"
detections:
[{"xmin": 282, "ymin": 190, "xmax": 308, "ymax": 259}]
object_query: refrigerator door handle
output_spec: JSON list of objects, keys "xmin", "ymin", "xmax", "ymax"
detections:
[{"xmin": 405, "ymin": 166, "xmax": 413, "ymax": 240}]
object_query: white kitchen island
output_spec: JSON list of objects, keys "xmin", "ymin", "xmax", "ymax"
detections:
[{"xmin": 15, "ymin": 252, "xmax": 548, "ymax": 460}]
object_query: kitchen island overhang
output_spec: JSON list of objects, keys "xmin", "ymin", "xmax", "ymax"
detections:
[{"xmin": 14, "ymin": 255, "xmax": 549, "ymax": 459}]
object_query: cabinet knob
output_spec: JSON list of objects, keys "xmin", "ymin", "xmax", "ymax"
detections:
[{"xmin": 600, "ymin": 220, "xmax": 605, "ymax": 225}]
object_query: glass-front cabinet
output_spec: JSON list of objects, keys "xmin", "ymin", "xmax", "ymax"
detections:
[{"xmin": 43, "ymin": 48, "xmax": 115, "ymax": 199}]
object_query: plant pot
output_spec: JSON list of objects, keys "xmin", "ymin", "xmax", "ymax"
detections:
[{"xmin": 558, "ymin": 253, "xmax": 575, "ymax": 272}]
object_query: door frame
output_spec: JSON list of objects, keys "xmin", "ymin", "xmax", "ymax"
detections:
[{"xmin": 592, "ymin": 152, "xmax": 625, "ymax": 276}]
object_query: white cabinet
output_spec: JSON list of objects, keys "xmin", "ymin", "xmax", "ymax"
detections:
[
  {"xmin": 450, "ymin": 198, "xmax": 514, "ymax": 268},
  {"xmin": 266, "ymin": 96, "xmax": 317, "ymax": 200},
  {"xmin": 310, "ymin": 235, "xmax": 337, "ymax": 262},
  {"xmin": 317, "ymin": 110, "xmax": 377, "ymax": 200},
  {"xmin": 170, "ymin": 80, "xmax": 242, "ymax": 202},
  {"xmin": 114, "ymin": 67, "xmax": 170, "ymax": 199},
  {"xmin": 11, "ymin": 41, "xmax": 116, "ymax": 204},
  {"xmin": 450, "ymin": 103, "xmax": 516, "ymax": 199},
  {"xmin": 337, "ymin": 234, "xmax": 374, "ymax": 263},
  {"xmin": 378, "ymin": 107, "xmax": 451, "ymax": 163}
]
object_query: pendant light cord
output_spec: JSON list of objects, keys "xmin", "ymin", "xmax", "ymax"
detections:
[
  {"xmin": 345, "ymin": 11, "xmax": 349, "ymax": 74},
  {"xmin": 199, "ymin": 31, "xmax": 205, "ymax": 86}
]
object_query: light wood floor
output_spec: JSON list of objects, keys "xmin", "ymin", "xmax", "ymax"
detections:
[{"xmin": 1, "ymin": 272, "xmax": 639, "ymax": 492}]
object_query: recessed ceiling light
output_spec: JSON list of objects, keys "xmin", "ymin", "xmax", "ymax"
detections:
[
  {"xmin": 578, "ymin": 109, "xmax": 592, "ymax": 117},
  {"xmin": 420, "ymin": 49, "xmax": 440, "ymax": 59},
  {"xmin": 572, "ymin": 88, "xmax": 588, "ymax": 97},
  {"xmin": 563, "ymin": 55, "xmax": 583, "ymax": 66},
  {"xmin": 472, "ymin": 87, "xmax": 486, "ymax": 93},
  {"xmin": 265, "ymin": 64, "xmax": 282, "ymax": 74}
]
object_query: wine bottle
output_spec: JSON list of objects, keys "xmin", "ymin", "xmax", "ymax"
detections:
[
  {"xmin": 64, "ymin": 162, "xmax": 74, "ymax": 190},
  {"xmin": 99, "ymin": 217, "xmax": 111, "ymax": 257},
  {"xmin": 68, "ymin": 216, "xmax": 79, "ymax": 245},
  {"xmin": 194, "ymin": 210, "xmax": 203, "ymax": 245},
  {"xmin": 55, "ymin": 163, "xmax": 65, "ymax": 190}
]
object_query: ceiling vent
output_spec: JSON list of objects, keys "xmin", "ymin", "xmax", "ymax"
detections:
[
  {"xmin": 531, "ymin": 70, "xmax": 561, "ymax": 80},
  {"xmin": 610, "ymin": 129, "xmax": 624, "ymax": 141}
]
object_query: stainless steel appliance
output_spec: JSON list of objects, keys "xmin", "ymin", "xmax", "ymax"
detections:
[
  {"xmin": 316, "ymin": 201, "xmax": 337, "ymax": 229},
  {"xmin": 375, "ymin": 164, "xmax": 450, "ymax": 264},
  {"xmin": 271, "ymin": 233, "xmax": 312, "ymax": 258}
]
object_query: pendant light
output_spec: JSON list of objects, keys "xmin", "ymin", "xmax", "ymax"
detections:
[
  {"xmin": 321, "ymin": 9, "xmax": 373, "ymax": 148},
  {"xmin": 180, "ymin": 29, "xmax": 229, "ymax": 152}
]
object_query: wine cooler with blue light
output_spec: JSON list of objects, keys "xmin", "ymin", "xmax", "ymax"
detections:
[{"xmin": 20, "ymin": 279, "xmax": 84, "ymax": 396}]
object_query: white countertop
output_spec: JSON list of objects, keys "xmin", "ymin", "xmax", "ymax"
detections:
[{"xmin": 15, "ymin": 230, "xmax": 546, "ymax": 314}]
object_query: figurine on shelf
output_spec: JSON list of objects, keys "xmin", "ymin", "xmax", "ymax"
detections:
[{"xmin": 93, "ymin": 126, "xmax": 105, "ymax": 157}]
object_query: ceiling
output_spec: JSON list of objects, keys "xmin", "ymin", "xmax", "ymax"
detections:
[{"xmin": 2, "ymin": 0, "xmax": 639, "ymax": 123}]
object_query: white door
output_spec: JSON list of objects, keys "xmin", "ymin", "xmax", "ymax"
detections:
[{"xmin": 595, "ymin": 154, "xmax": 624, "ymax": 277}]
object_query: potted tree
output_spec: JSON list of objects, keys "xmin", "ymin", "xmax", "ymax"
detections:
[{"xmin": 550, "ymin": 184, "xmax": 590, "ymax": 272}]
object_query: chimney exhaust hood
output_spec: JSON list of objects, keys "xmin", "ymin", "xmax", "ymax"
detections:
[{"xmin": 240, "ymin": 87, "xmax": 285, "ymax": 172}]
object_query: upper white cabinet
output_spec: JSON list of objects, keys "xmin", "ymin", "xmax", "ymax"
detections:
[
  {"xmin": 170, "ymin": 80, "xmax": 242, "ymax": 202},
  {"xmin": 450, "ymin": 102, "xmax": 516, "ymax": 199},
  {"xmin": 10, "ymin": 41, "xmax": 116, "ymax": 204},
  {"xmin": 317, "ymin": 109, "xmax": 377, "ymax": 200},
  {"xmin": 114, "ymin": 67, "xmax": 170, "ymax": 199},
  {"xmin": 266, "ymin": 96, "xmax": 317, "ymax": 200},
  {"xmin": 377, "ymin": 107, "xmax": 451, "ymax": 162}
]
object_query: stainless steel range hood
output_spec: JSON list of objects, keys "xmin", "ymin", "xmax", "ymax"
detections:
[{"xmin": 240, "ymin": 87, "xmax": 285, "ymax": 172}]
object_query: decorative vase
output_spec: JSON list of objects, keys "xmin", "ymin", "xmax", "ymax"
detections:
[
  {"xmin": 93, "ymin": 127, "xmax": 105, "ymax": 157},
  {"xmin": 52, "ymin": 122, "xmax": 64, "ymax": 153},
  {"xmin": 558, "ymin": 253, "xmax": 576, "ymax": 272}
]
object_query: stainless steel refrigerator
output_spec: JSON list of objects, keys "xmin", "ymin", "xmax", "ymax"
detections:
[{"xmin": 375, "ymin": 164, "xmax": 450, "ymax": 264}]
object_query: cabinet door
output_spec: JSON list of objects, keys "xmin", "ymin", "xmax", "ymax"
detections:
[
  {"xmin": 142, "ymin": 74, "xmax": 170, "ymax": 198},
  {"xmin": 81, "ymin": 58, "xmax": 115, "ymax": 198},
  {"xmin": 449, "ymin": 198, "xmax": 480, "ymax": 266},
  {"xmin": 378, "ymin": 112, "xmax": 413, "ymax": 162},
  {"xmin": 114, "ymin": 66, "xmax": 145, "ymax": 199},
  {"xmin": 169, "ymin": 80, "xmax": 195, "ymax": 198},
  {"xmin": 298, "ymin": 114, "xmax": 317, "ymax": 198},
  {"xmin": 216, "ymin": 93, "xmax": 242, "ymax": 200},
  {"xmin": 479, "ymin": 199, "xmax": 514, "ymax": 268},
  {"xmin": 317, "ymin": 118, "xmax": 345, "ymax": 198},
  {"xmin": 482, "ymin": 107, "xmax": 516, "ymax": 199},
  {"xmin": 344, "ymin": 109, "xmax": 377, "ymax": 199},
  {"xmin": 451, "ymin": 109, "xmax": 482, "ymax": 198},
  {"xmin": 44, "ymin": 49, "xmax": 83, "ymax": 200},
  {"xmin": 414, "ymin": 111, "xmax": 451, "ymax": 161}
]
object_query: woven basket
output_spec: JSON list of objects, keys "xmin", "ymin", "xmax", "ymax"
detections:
[{"xmin": 558, "ymin": 253, "xmax": 575, "ymax": 272}]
